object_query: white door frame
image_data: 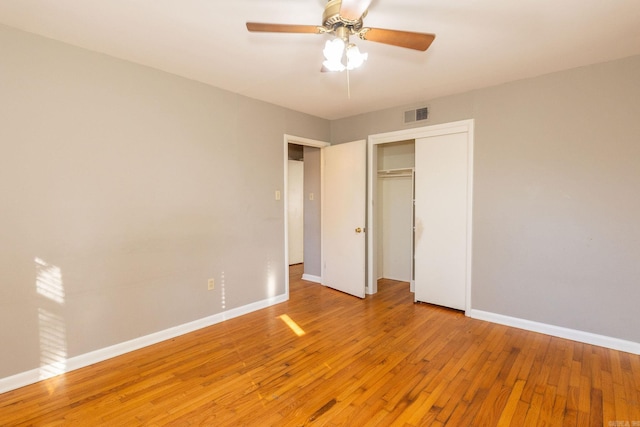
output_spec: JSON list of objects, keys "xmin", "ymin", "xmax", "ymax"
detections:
[
  {"xmin": 283, "ymin": 134, "xmax": 330, "ymax": 297},
  {"xmin": 366, "ymin": 120, "xmax": 474, "ymax": 312}
]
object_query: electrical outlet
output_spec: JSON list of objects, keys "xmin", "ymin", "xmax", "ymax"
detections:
[{"xmin": 208, "ymin": 278, "xmax": 215, "ymax": 290}]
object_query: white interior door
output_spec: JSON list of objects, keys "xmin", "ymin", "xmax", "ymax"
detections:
[
  {"xmin": 414, "ymin": 132, "xmax": 469, "ymax": 310},
  {"xmin": 287, "ymin": 160, "xmax": 304, "ymax": 265},
  {"xmin": 322, "ymin": 140, "xmax": 366, "ymax": 298}
]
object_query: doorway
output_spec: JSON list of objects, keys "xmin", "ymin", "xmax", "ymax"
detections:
[
  {"xmin": 287, "ymin": 145, "xmax": 304, "ymax": 266},
  {"xmin": 283, "ymin": 135, "xmax": 329, "ymax": 296}
]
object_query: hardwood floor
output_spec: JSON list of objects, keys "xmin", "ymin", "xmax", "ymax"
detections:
[{"xmin": 1, "ymin": 264, "xmax": 639, "ymax": 426}]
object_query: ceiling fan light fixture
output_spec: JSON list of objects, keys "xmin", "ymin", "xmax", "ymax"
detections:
[
  {"xmin": 346, "ymin": 44, "xmax": 368, "ymax": 70},
  {"xmin": 323, "ymin": 38, "xmax": 345, "ymax": 62},
  {"xmin": 323, "ymin": 37, "xmax": 367, "ymax": 72},
  {"xmin": 323, "ymin": 38, "xmax": 347, "ymax": 71}
]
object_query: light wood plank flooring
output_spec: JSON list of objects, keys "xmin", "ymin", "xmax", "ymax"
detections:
[{"xmin": 1, "ymin": 264, "xmax": 639, "ymax": 426}]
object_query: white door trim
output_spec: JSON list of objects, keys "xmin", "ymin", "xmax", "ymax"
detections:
[
  {"xmin": 366, "ymin": 120, "xmax": 474, "ymax": 312},
  {"xmin": 283, "ymin": 135, "xmax": 330, "ymax": 297}
]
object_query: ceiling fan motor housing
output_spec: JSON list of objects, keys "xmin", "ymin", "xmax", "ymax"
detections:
[{"xmin": 323, "ymin": 0, "xmax": 365, "ymax": 33}]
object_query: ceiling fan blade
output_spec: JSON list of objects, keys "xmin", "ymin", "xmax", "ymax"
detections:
[
  {"xmin": 339, "ymin": 0, "xmax": 373, "ymax": 21},
  {"xmin": 360, "ymin": 28, "xmax": 435, "ymax": 51},
  {"xmin": 246, "ymin": 22, "xmax": 324, "ymax": 34}
]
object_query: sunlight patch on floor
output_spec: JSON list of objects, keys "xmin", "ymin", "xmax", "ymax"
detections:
[{"xmin": 278, "ymin": 314, "xmax": 305, "ymax": 336}]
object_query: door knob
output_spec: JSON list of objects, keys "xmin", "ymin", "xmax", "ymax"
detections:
[{"xmin": 355, "ymin": 227, "xmax": 362, "ymax": 233}]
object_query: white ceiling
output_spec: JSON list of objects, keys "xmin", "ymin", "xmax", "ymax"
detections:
[{"xmin": 1, "ymin": 0, "xmax": 639, "ymax": 120}]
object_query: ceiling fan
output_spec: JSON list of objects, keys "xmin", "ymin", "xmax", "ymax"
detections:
[{"xmin": 246, "ymin": 0, "xmax": 435, "ymax": 72}]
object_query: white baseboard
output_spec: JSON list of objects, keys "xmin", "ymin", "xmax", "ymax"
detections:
[
  {"xmin": 467, "ymin": 309, "xmax": 640, "ymax": 355},
  {"xmin": 0, "ymin": 294, "xmax": 288, "ymax": 395},
  {"xmin": 301, "ymin": 274, "xmax": 321, "ymax": 283}
]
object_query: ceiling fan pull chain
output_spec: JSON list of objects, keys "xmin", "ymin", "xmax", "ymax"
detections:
[{"xmin": 347, "ymin": 68, "xmax": 351, "ymax": 99}]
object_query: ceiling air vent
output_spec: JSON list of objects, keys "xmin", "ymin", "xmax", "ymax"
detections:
[{"xmin": 404, "ymin": 107, "xmax": 429, "ymax": 124}]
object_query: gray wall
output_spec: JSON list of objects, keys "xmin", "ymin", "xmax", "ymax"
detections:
[
  {"xmin": 0, "ymin": 24, "xmax": 329, "ymax": 378},
  {"xmin": 332, "ymin": 55, "xmax": 640, "ymax": 343},
  {"xmin": 303, "ymin": 146, "xmax": 321, "ymax": 277}
]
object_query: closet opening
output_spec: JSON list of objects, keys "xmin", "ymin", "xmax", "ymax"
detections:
[{"xmin": 375, "ymin": 140, "xmax": 416, "ymax": 294}]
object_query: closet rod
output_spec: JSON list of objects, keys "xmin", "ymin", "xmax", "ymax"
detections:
[{"xmin": 377, "ymin": 173, "xmax": 413, "ymax": 178}]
